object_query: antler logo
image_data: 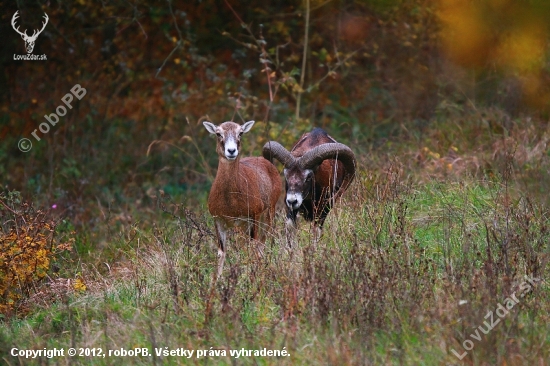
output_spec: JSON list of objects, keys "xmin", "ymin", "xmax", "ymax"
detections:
[{"xmin": 11, "ymin": 11, "xmax": 49, "ymax": 54}]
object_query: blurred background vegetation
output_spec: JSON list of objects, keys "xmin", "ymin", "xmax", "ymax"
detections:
[{"xmin": 2, "ymin": 0, "xmax": 550, "ymax": 221}]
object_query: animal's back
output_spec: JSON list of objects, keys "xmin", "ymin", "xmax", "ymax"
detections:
[
  {"xmin": 291, "ymin": 128, "xmax": 337, "ymax": 158},
  {"xmin": 241, "ymin": 157, "xmax": 282, "ymax": 206}
]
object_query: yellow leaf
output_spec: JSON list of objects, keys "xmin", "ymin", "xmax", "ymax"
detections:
[{"xmin": 73, "ymin": 278, "xmax": 87, "ymax": 292}]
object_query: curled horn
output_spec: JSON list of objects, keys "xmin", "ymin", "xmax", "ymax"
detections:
[
  {"xmin": 298, "ymin": 142, "xmax": 356, "ymax": 187},
  {"xmin": 262, "ymin": 141, "xmax": 297, "ymax": 167}
]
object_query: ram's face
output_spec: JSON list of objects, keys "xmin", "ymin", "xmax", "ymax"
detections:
[{"xmin": 283, "ymin": 166, "xmax": 314, "ymax": 210}]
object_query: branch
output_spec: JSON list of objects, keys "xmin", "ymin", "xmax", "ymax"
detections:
[
  {"xmin": 295, "ymin": 0, "xmax": 310, "ymax": 121},
  {"xmin": 156, "ymin": 0, "xmax": 184, "ymax": 79},
  {"xmin": 0, "ymin": 198, "xmax": 18, "ymax": 216},
  {"xmin": 222, "ymin": 0, "xmax": 245, "ymax": 25}
]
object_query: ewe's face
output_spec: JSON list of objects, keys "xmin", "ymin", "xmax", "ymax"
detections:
[
  {"xmin": 283, "ymin": 166, "xmax": 314, "ymax": 210},
  {"xmin": 203, "ymin": 121, "xmax": 255, "ymax": 161},
  {"xmin": 215, "ymin": 123, "xmax": 243, "ymax": 161}
]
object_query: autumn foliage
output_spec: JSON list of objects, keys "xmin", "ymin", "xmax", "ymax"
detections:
[
  {"xmin": 0, "ymin": 192, "xmax": 73, "ymax": 317},
  {"xmin": 2, "ymin": 0, "xmax": 550, "ymax": 209}
]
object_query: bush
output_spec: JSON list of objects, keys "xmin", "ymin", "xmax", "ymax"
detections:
[{"xmin": 0, "ymin": 192, "xmax": 73, "ymax": 318}]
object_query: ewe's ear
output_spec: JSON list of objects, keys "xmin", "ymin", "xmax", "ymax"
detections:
[
  {"xmin": 241, "ymin": 120, "xmax": 255, "ymax": 133},
  {"xmin": 203, "ymin": 121, "xmax": 218, "ymax": 134}
]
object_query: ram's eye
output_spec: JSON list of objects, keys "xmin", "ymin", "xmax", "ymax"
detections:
[
  {"xmin": 238, "ymin": 132, "xmax": 243, "ymax": 137},
  {"xmin": 216, "ymin": 133, "xmax": 222, "ymax": 138}
]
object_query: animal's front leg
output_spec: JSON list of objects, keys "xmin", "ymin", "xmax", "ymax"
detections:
[
  {"xmin": 285, "ymin": 209, "xmax": 298, "ymax": 249},
  {"xmin": 215, "ymin": 220, "xmax": 228, "ymax": 278},
  {"xmin": 248, "ymin": 216, "xmax": 264, "ymax": 259},
  {"xmin": 312, "ymin": 203, "xmax": 330, "ymax": 244},
  {"xmin": 312, "ymin": 225, "xmax": 322, "ymax": 244}
]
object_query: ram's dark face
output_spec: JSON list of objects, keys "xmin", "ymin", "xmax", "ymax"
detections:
[
  {"xmin": 283, "ymin": 166, "xmax": 314, "ymax": 210},
  {"xmin": 203, "ymin": 121, "xmax": 255, "ymax": 161}
]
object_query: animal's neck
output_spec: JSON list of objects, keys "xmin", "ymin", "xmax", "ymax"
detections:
[{"xmin": 215, "ymin": 157, "xmax": 241, "ymax": 190}]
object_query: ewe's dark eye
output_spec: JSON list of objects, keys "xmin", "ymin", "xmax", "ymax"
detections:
[{"xmin": 216, "ymin": 133, "xmax": 222, "ymax": 138}]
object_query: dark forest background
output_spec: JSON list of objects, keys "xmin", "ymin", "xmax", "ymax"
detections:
[{"xmin": 2, "ymin": 0, "xmax": 550, "ymax": 219}]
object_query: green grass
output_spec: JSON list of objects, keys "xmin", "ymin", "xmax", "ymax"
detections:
[
  {"xmin": 4, "ymin": 171, "xmax": 548, "ymax": 365},
  {"xmin": 2, "ymin": 111, "xmax": 550, "ymax": 365}
]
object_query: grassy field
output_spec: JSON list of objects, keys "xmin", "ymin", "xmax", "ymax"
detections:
[{"xmin": 1, "ymin": 113, "xmax": 550, "ymax": 365}]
